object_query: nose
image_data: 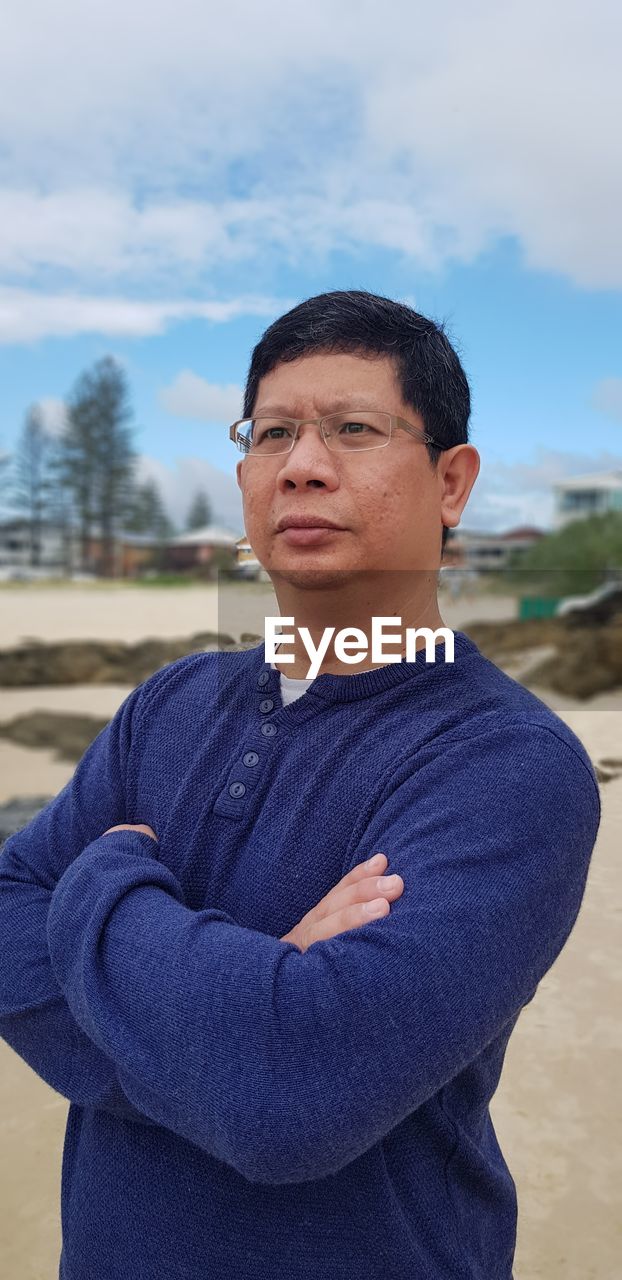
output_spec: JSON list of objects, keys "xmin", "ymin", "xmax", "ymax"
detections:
[{"xmin": 276, "ymin": 421, "xmax": 339, "ymax": 485}]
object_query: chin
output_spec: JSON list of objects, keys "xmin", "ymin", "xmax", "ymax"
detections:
[{"xmin": 269, "ymin": 565, "xmax": 359, "ymax": 591}]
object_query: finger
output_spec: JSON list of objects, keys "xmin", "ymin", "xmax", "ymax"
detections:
[
  {"xmin": 305, "ymin": 897, "xmax": 391, "ymax": 947},
  {"xmin": 316, "ymin": 870, "xmax": 403, "ymax": 919},
  {"xmin": 332, "ymin": 873, "xmax": 404, "ymax": 914},
  {"xmin": 103, "ymin": 823, "xmax": 157, "ymax": 841},
  {"xmin": 307, "ymin": 854, "xmax": 388, "ymax": 919},
  {"xmin": 341, "ymin": 853, "xmax": 388, "ymax": 885}
]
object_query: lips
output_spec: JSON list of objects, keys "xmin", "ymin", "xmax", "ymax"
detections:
[
  {"xmin": 277, "ymin": 524, "xmax": 346, "ymax": 546},
  {"xmin": 276, "ymin": 516, "xmax": 345, "ymax": 531}
]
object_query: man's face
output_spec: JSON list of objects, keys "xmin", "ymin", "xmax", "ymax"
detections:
[{"xmin": 236, "ymin": 351, "xmax": 451, "ymax": 585}]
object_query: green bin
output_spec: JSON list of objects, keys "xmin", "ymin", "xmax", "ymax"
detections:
[{"xmin": 518, "ymin": 596, "xmax": 562, "ymax": 620}]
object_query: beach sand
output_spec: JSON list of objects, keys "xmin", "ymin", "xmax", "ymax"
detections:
[{"xmin": 1, "ymin": 586, "xmax": 620, "ymax": 1279}]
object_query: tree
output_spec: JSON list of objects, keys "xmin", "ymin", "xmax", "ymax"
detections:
[
  {"xmin": 505, "ymin": 512, "xmax": 622, "ymax": 596},
  {"xmin": 6, "ymin": 405, "xmax": 57, "ymax": 567},
  {"xmin": 92, "ymin": 358, "xmax": 139, "ymax": 577},
  {"xmin": 125, "ymin": 479, "xmax": 174, "ymax": 538},
  {"xmin": 125, "ymin": 478, "xmax": 177, "ymax": 571},
  {"xmin": 185, "ymin": 489, "xmax": 213, "ymax": 531},
  {"xmin": 53, "ymin": 357, "xmax": 138, "ymax": 577},
  {"xmin": 0, "ymin": 441, "xmax": 11, "ymax": 505}
]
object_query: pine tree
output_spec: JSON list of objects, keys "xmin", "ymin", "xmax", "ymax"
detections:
[
  {"xmin": 53, "ymin": 357, "xmax": 138, "ymax": 577},
  {"xmin": 6, "ymin": 405, "xmax": 57, "ymax": 567},
  {"xmin": 185, "ymin": 489, "xmax": 213, "ymax": 531},
  {"xmin": 126, "ymin": 479, "xmax": 175, "ymax": 538}
]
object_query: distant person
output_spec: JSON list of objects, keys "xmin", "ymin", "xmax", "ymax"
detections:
[{"xmin": 0, "ymin": 290, "xmax": 601, "ymax": 1280}]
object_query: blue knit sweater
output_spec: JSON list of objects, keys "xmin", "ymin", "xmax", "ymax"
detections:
[{"xmin": 0, "ymin": 632, "xmax": 601, "ymax": 1279}]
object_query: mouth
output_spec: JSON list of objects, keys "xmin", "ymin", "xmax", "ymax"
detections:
[
  {"xmin": 277, "ymin": 525, "xmax": 346, "ymax": 546},
  {"xmin": 276, "ymin": 517, "xmax": 345, "ymax": 532}
]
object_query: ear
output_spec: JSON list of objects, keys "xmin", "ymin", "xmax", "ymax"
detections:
[{"xmin": 439, "ymin": 445, "xmax": 480, "ymax": 529}]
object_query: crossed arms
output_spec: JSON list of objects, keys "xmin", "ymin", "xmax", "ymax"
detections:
[{"xmin": 0, "ymin": 671, "xmax": 601, "ymax": 1184}]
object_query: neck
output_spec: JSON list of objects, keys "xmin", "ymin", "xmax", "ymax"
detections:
[{"xmin": 269, "ymin": 570, "xmax": 448, "ymax": 678}]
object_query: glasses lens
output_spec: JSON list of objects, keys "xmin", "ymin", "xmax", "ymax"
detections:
[
  {"xmin": 236, "ymin": 412, "xmax": 392, "ymax": 454},
  {"xmin": 323, "ymin": 412, "xmax": 391, "ymax": 451},
  {"xmin": 238, "ymin": 419, "xmax": 295, "ymax": 455}
]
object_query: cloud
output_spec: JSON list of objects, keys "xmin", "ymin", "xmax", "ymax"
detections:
[
  {"xmin": 592, "ymin": 378, "xmax": 622, "ymax": 423},
  {"xmin": 0, "ymin": 189, "xmax": 454, "ymax": 286},
  {"xmin": 0, "ymin": 1, "xmax": 620, "ymax": 292},
  {"xmin": 37, "ymin": 397, "xmax": 69, "ymax": 438},
  {"xmin": 0, "ymin": 288, "xmax": 290, "ymax": 343},
  {"xmin": 159, "ymin": 372, "xmax": 243, "ymax": 422}
]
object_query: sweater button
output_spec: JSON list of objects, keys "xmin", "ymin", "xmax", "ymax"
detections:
[
  {"xmin": 257, "ymin": 672, "xmax": 270, "ymax": 687},
  {"xmin": 229, "ymin": 782, "xmax": 246, "ymax": 798},
  {"xmin": 259, "ymin": 698, "xmax": 274, "ymax": 713},
  {"xmin": 261, "ymin": 722, "xmax": 277, "ymax": 737},
  {"xmin": 243, "ymin": 751, "xmax": 259, "ymax": 767}
]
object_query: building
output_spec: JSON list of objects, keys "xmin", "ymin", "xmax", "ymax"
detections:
[
  {"xmin": 0, "ymin": 517, "xmax": 79, "ymax": 578},
  {"xmin": 553, "ymin": 469, "xmax": 622, "ymax": 528},
  {"xmin": 0, "ymin": 517, "xmax": 242, "ymax": 580},
  {"xmin": 165, "ymin": 525, "xmax": 241, "ymax": 576},
  {"xmin": 443, "ymin": 526, "xmax": 545, "ymax": 572},
  {"xmin": 232, "ymin": 537, "xmax": 272, "ymax": 582}
]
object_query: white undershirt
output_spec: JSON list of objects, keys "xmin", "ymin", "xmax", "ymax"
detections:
[{"xmin": 269, "ymin": 660, "xmax": 314, "ymax": 705}]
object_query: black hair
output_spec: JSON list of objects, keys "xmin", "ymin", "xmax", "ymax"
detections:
[{"xmin": 242, "ymin": 289, "xmax": 471, "ymax": 555}]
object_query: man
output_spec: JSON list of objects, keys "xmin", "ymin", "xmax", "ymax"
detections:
[{"xmin": 0, "ymin": 290, "xmax": 600, "ymax": 1279}]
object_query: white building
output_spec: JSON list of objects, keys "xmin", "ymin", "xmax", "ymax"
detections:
[
  {"xmin": 444, "ymin": 526, "xmax": 545, "ymax": 571},
  {"xmin": 0, "ymin": 517, "xmax": 80, "ymax": 578},
  {"xmin": 553, "ymin": 469, "xmax": 622, "ymax": 528}
]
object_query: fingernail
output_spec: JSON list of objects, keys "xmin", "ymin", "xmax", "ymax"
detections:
[
  {"xmin": 364, "ymin": 899, "xmax": 387, "ymax": 916},
  {"xmin": 377, "ymin": 874, "xmax": 400, "ymax": 889},
  {"xmin": 367, "ymin": 853, "xmax": 385, "ymax": 869}
]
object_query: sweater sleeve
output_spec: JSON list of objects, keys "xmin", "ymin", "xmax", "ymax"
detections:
[
  {"xmin": 45, "ymin": 720, "xmax": 601, "ymax": 1184},
  {"xmin": 0, "ymin": 659, "xmax": 195, "ymax": 1124}
]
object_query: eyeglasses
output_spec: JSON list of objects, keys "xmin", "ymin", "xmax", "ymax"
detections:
[{"xmin": 228, "ymin": 411, "xmax": 447, "ymax": 457}]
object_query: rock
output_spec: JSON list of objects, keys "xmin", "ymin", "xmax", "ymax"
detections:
[
  {"xmin": 0, "ymin": 631, "xmax": 240, "ymax": 687},
  {"xmin": 0, "ymin": 712, "xmax": 109, "ymax": 762},
  {"xmin": 0, "ymin": 795, "xmax": 54, "ymax": 847},
  {"xmin": 464, "ymin": 616, "xmax": 622, "ymax": 699}
]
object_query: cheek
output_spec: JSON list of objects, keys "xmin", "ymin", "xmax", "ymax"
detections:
[{"xmin": 241, "ymin": 480, "xmax": 266, "ymax": 523}]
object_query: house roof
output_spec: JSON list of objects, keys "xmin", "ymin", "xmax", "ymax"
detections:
[
  {"xmin": 497, "ymin": 526, "xmax": 545, "ymax": 541},
  {"xmin": 170, "ymin": 525, "xmax": 242, "ymax": 546}
]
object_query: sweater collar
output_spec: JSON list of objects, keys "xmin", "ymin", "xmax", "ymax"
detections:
[{"xmin": 250, "ymin": 630, "xmax": 478, "ymax": 705}]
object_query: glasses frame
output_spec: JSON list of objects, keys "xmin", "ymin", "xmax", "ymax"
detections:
[{"xmin": 228, "ymin": 411, "xmax": 447, "ymax": 456}]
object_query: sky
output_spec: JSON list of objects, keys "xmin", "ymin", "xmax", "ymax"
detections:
[{"xmin": 0, "ymin": 0, "xmax": 621, "ymax": 535}]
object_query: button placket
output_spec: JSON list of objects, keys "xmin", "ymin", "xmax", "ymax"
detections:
[{"xmin": 213, "ymin": 666, "xmax": 281, "ymax": 820}]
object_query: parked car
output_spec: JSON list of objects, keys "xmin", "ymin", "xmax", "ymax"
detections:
[
  {"xmin": 230, "ymin": 561, "xmax": 262, "ymax": 581},
  {"xmin": 230, "ymin": 560, "xmax": 272, "ymax": 583},
  {"xmin": 555, "ymin": 580, "xmax": 622, "ymax": 625}
]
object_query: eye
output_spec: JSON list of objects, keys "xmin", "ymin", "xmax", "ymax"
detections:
[
  {"xmin": 261, "ymin": 427, "xmax": 287, "ymax": 441},
  {"xmin": 253, "ymin": 420, "xmax": 294, "ymax": 443},
  {"xmin": 339, "ymin": 420, "xmax": 373, "ymax": 434}
]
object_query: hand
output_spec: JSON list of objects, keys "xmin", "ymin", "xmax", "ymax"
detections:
[
  {"xmin": 102, "ymin": 823, "xmax": 158, "ymax": 842},
  {"xmin": 280, "ymin": 853, "xmax": 403, "ymax": 953}
]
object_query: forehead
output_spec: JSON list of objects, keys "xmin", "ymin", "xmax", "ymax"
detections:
[{"xmin": 253, "ymin": 350, "xmax": 403, "ymax": 415}]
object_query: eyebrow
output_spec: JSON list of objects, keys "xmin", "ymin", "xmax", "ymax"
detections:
[{"xmin": 253, "ymin": 397, "xmax": 383, "ymax": 416}]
